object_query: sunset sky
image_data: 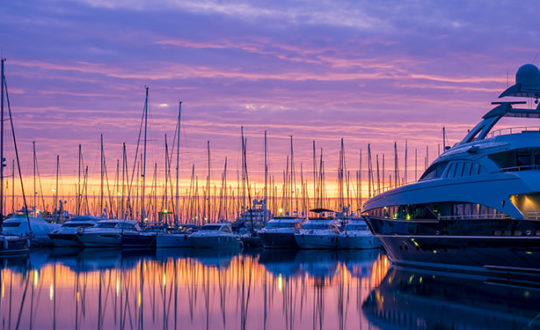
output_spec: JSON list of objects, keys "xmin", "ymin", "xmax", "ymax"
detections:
[{"xmin": 1, "ymin": 0, "xmax": 539, "ymax": 198}]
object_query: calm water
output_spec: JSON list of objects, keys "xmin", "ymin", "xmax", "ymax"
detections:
[{"xmin": 0, "ymin": 248, "xmax": 539, "ymax": 330}]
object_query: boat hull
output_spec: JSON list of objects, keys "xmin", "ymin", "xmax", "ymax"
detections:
[
  {"xmin": 337, "ymin": 233, "xmax": 381, "ymax": 250},
  {"xmin": 189, "ymin": 235, "xmax": 243, "ymax": 249},
  {"xmin": 156, "ymin": 233, "xmax": 191, "ymax": 248},
  {"xmin": 0, "ymin": 236, "xmax": 29, "ymax": 254},
  {"xmin": 122, "ymin": 233, "xmax": 156, "ymax": 249},
  {"xmin": 295, "ymin": 233, "xmax": 339, "ymax": 249},
  {"xmin": 49, "ymin": 233, "xmax": 82, "ymax": 247},
  {"xmin": 365, "ymin": 216, "xmax": 540, "ymax": 274},
  {"xmin": 78, "ymin": 232, "xmax": 123, "ymax": 247},
  {"xmin": 259, "ymin": 232, "xmax": 298, "ymax": 249}
]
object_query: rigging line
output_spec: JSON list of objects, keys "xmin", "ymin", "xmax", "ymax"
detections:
[
  {"xmin": 532, "ymin": 48, "xmax": 540, "ymax": 64},
  {"xmin": 33, "ymin": 146, "xmax": 47, "ymax": 211},
  {"xmin": 4, "ymin": 76, "xmax": 32, "ymax": 233}
]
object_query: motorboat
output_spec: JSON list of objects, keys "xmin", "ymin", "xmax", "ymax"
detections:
[
  {"xmin": 3, "ymin": 208, "xmax": 60, "ymax": 246},
  {"xmin": 77, "ymin": 219, "xmax": 141, "ymax": 247},
  {"xmin": 189, "ymin": 222, "xmax": 243, "ymax": 249},
  {"xmin": 337, "ymin": 217, "xmax": 381, "ymax": 249},
  {"xmin": 156, "ymin": 224, "xmax": 198, "ymax": 248},
  {"xmin": 258, "ymin": 215, "xmax": 305, "ymax": 249},
  {"xmin": 294, "ymin": 208, "xmax": 341, "ymax": 249},
  {"xmin": 362, "ymin": 63, "xmax": 540, "ymax": 276},
  {"xmin": 48, "ymin": 215, "xmax": 100, "ymax": 247}
]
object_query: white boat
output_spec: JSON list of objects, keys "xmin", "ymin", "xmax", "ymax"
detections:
[
  {"xmin": 258, "ymin": 215, "xmax": 305, "ymax": 249},
  {"xmin": 78, "ymin": 219, "xmax": 141, "ymax": 247},
  {"xmin": 362, "ymin": 63, "xmax": 540, "ymax": 275},
  {"xmin": 156, "ymin": 224, "xmax": 198, "ymax": 248},
  {"xmin": 294, "ymin": 209, "xmax": 341, "ymax": 249},
  {"xmin": 337, "ymin": 217, "xmax": 381, "ymax": 249},
  {"xmin": 48, "ymin": 215, "xmax": 100, "ymax": 247},
  {"xmin": 189, "ymin": 223, "xmax": 243, "ymax": 249},
  {"xmin": 3, "ymin": 209, "xmax": 60, "ymax": 246}
]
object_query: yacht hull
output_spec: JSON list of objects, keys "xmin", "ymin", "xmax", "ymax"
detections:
[
  {"xmin": 337, "ymin": 234, "xmax": 381, "ymax": 250},
  {"xmin": 0, "ymin": 236, "xmax": 29, "ymax": 254},
  {"xmin": 156, "ymin": 233, "xmax": 191, "ymax": 248},
  {"xmin": 49, "ymin": 233, "xmax": 82, "ymax": 247},
  {"xmin": 122, "ymin": 233, "xmax": 156, "ymax": 249},
  {"xmin": 190, "ymin": 236, "xmax": 243, "ymax": 249},
  {"xmin": 295, "ymin": 234, "xmax": 339, "ymax": 249},
  {"xmin": 365, "ymin": 216, "xmax": 540, "ymax": 274},
  {"xmin": 259, "ymin": 232, "xmax": 298, "ymax": 249},
  {"xmin": 78, "ymin": 232, "xmax": 123, "ymax": 247}
]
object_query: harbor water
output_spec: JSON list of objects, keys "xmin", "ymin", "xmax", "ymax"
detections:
[{"xmin": 1, "ymin": 249, "xmax": 539, "ymax": 329}]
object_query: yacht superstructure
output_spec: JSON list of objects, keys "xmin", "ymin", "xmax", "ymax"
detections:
[
  {"xmin": 258, "ymin": 215, "xmax": 305, "ymax": 249},
  {"xmin": 295, "ymin": 209, "xmax": 341, "ymax": 249},
  {"xmin": 362, "ymin": 64, "xmax": 540, "ymax": 275}
]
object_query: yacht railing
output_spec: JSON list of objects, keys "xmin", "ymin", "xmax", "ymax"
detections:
[
  {"xmin": 437, "ymin": 214, "xmax": 510, "ymax": 220},
  {"xmin": 499, "ymin": 165, "xmax": 540, "ymax": 172},
  {"xmin": 488, "ymin": 126, "xmax": 540, "ymax": 138},
  {"xmin": 526, "ymin": 212, "xmax": 540, "ymax": 220}
]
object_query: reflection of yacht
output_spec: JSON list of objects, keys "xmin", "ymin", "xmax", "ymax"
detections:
[
  {"xmin": 3, "ymin": 209, "xmax": 60, "ymax": 246},
  {"xmin": 295, "ymin": 209, "xmax": 340, "ymax": 249},
  {"xmin": 258, "ymin": 250, "xmax": 300, "ymax": 277},
  {"xmin": 258, "ymin": 215, "xmax": 305, "ymax": 249},
  {"xmin": 338, "ymin": 249, "xmax": 380, "ymax": 278},
  {"xmin": 363, "ymin": 64, "xmax": 540, "ymax": 275},
  {"xmin": 295, "ymin": 250, "xmax": 339, "ymax": 280},
  {"xmin": 188, "ymin": 248, "xmax": 241, "ymax": 269},
  {"xmin": 77, "ymin": 219, "xmax": 141, "ymax": 247},
  {"xmin": 48, "ymin": 215, "xmax": 100, "ymax": 247},
  {"xmin": 189, "ymin": 223, "xmax": 243, "ymax": 249},
  {"xmin": 337, "ymin": 217, "xmax": 381, "ymax": 249},
  {"xmin": 363, "ymin": 266, "xmax": 540, "ymax": 329}
]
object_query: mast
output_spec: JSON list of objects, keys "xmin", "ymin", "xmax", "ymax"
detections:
[
  {"xmin": 54, "ymin": 155, "xmax": 59, "ymax": 221},
  {"xmin": 141, "ymin": 87, "xmax": 149, "ymax": 224},
  {"xmin": 0, "ymin": 58, "xmax": 4, "ymax": 224},
  {"xmin": 33, "ymin": 141, "xmax": 36, "ymax": 210},
  {"xmin": 206, "ymin": 140, "xmax": 210, "ymax": 222},
  {"xmin": 164, "ymin": 134, "xmax": 168, "ymax": 222},
  {"xmin": 264, "ymin": 130, "xmax": 268, "ymax": 212},
  {"xmin": 121, "ymin": 143, "xmax": 126, "ymax": 219},
  {"xmin": 312, "ymin": 140, "xmax": 316, "ymax": 209},
  {"xmin": 100, "ymin": 134, "xmax": 104, "ymax": 217},
  {"xmin": 404, "ymin": 140, "xmax": 408, "ymax": 184},
  {"xmin": 175, "ymin": 101, "xmax": 181, "ymax": 227},
  {"xmin": 394, "ymin": 142, "xmax": 398, "ymax": 188},
  {"xmin": 11, "ymin": 159, "xmax": 14, "ymax": 213},
  {"xmin": 77, "ymin": 144, "xmax": 81, "ymax": 216}
]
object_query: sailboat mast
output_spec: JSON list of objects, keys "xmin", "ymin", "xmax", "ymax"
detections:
[
  {"xmin": 55, "ymin": 155, "xmax": 59, "ymax": 220},
  {"xmin": 100, "ymin": 134, "xmax": 104, "ymax": 216},
  {"xmin": 77, "ymin": 144, "xmax": 81, "ymax": 216},
  {"xmin": 264, "ymin": 130, "xmax": 267, "ymax": 210},
  {"xmin": 0, "ymin": 58, "xmax": 5, "ymax": 224},
  {"xmin": 141, "ymin": 87, "xmax": 149, "ymax": 224},
  {"xmin": 175, "ymin": 101, "xmax": 181, "ymax": 227}
]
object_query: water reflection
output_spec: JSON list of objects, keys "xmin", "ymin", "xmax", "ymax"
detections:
[
  {"xmin": 0, "ymin": 248, "xmax": 386, "ymax": 330},
  {"xmin": 363, "ymin": 266, "xmax": 540, "ymax": 329}
]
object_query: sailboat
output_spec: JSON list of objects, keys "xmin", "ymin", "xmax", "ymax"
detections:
[{"xmin": 0, "ymin": 58, "xmax": 32, "ymax": 253}]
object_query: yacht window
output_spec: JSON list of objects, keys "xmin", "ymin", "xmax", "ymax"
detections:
[
  {"xmin": 97, "ymin": 223, "xmax": 116, "ymax": 228},
  {"xmin": 200, "ymin": 225, "xmax": 222, "ymax": 231},
  {"xmin": 64, "ymin": 223, "xmax": 94, "ymax": 228},
  {"xmin": 3, "ymin": 222, "xmax": 20, "ymax": 227},
  {"xmin": 455, "ymin": 162, "xmax": 463, "ymax": 177},
  {"xmin": 444, "ymin": 163, "xmax": 455, "ymax": 178},
  {"xmin": 517, "ymin": 153, "xmax": 532, "ymax": 167},
  {"xmin": 420, "ymin": 162, "xmax": 448, "ymax": 181},
  {"xmin": 118, "ymin": 223, "xmax": 135, "ymax": 230},
  {"xmin": 462, "ymin": 162, "xmax": 472, "ymax": 176},
  {"xmin": 221, "ymin": 226, "xmax": 231, "ymax": 233}
]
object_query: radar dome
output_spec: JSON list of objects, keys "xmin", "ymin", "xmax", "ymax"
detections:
[
  {"xmin": 499, "ymin": 63, "xmax": 540, "ymax": 98},
  {"xmin": 515, "ymin": 64, "xmax": 540, "ymax": 88}
]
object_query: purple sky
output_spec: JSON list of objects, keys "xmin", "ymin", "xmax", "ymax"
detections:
[{"xmin": 1, "ymin": 0, "xmax": 539, "ymax": 195}]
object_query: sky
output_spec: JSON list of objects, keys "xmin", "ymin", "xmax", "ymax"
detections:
[{"xmin": 1, "ymin": 0, "xmax": 540, "ymax": 199}]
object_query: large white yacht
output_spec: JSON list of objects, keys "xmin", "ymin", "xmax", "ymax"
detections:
[
  {"xmin": 362, "ymin": 64, "xmax": 540, "ymax": 276},
  {"xmin": 156, "ymin": 224, "xmax": 198, "ymax": 248},
  {"xmin": 258, "ymin": 215, "xmax": 305, "ymax": 249},
  {"xmin": 48, "ymin": 215, "xmax": 100, "ymax": 247},
  {"xmin": 294, "ymin": 209, "xmax": 341, "ymax": 249},
  {"xmin": 189, "ymin": 222, "xmax": 243, "ymax": 249},
  {"xmin": 3, "ymin": 209, "xmax": 60, "ymax": 246},
  {"xmin": 337, "ymin": 217, "xmax": 381, "ymax": 249},
  {"xmin": 77, "ymin": 219, "xmax": 141, "ymax": 247}
]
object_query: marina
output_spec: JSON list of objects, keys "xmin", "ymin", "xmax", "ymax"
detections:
[{"xmin": 1, "ymin": 1, "xmax": 540, "ymax": 328}]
